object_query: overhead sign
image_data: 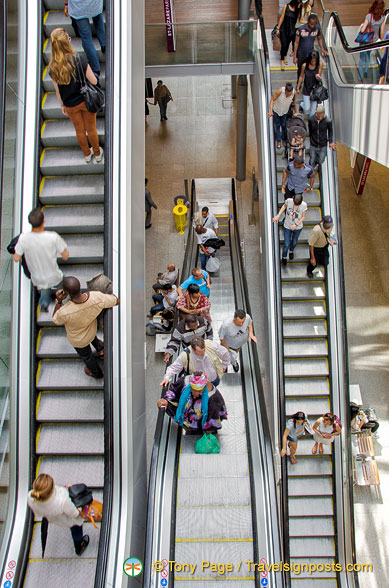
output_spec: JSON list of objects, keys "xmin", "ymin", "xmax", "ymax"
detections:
[{"xmin": 163, "ymin": 0, "xmax": 176, "ymax": 52}]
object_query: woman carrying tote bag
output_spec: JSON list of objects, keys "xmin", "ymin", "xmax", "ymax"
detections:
[{"xmin": 49, "ymin": 28, "xmax": 103, "ymax": 164}]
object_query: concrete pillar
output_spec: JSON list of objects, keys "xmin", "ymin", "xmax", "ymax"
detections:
[
  {"xmin": 238, "ymin": 0, "xmax": 251, "ymax": 20},
  {"xmin": 236, "ymin": 75, "xmax": 248, "ymax": 181},
  {"xmin": 231, "ymin": 75, "xmax": 237, "ymax": 99}
]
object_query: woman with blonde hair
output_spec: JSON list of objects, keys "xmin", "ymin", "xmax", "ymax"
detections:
[
  {"xmin": 49, "ymin": 28, "xmax": 103, "ymax": 163},
  {"xmin": 27, "ymin": 473, "xmax": 89, "ymax": 555}
]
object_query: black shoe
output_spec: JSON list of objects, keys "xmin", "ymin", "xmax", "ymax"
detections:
[
  {"xmin": 160, "ymin": 118, "xmax": 164, "ymax": 121},
  {"xmin": 145, "ymin": 224, "xmax": 152, "ymax": 229},
  {"xmin": 101, "ymin": 45, "xmax": 106, "ymax": 54},
  {"xmin": 289, "ymin": 252, "xmax": 294, "ymax": 260},
  {"xmin": 307, "ymin": 271, "xmax": 314, "ymax": 278},
  {"xmin": 164, "ymin": 116, "xmax": 168, "ymax": 120},
  {"xmin": 40, "ymin": 306, "xmax": 49, "ymax": 313},
  {"xmin": 76, "ymin": 535, "xmax": 90, "ymax": 556},
  {"xmin": 282, "ymin": 258, "xmax": 287, "ymax": 266},
  {"xmin": 232, "ymin": 362, "xmax": 239, "ymax": 373}
]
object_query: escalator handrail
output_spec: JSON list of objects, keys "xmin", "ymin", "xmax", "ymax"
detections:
[
  {"xmin": 230, "ymin": 179, "xmax": 283, "ymax": 588},
  {"xmin": 328, "ymin": 10, "xmax": 389, "ymax": 53},
  {"xmin": 258, "ymin": 15, "xmax": 290, "ymax": 583},
  {"xmin": 94, "ymin": 0, "xmax": 114, "ymax": 585},
  {"xmin": 0, "ymin": 0, "xmax": 7, "ymax": 250}
]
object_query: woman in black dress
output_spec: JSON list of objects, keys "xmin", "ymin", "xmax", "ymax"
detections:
[{"xmin": 276, "ymin": 0, "xmax": 300, "ymax": 70}]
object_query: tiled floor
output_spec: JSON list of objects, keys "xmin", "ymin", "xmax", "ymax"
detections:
[{"xmin": 145, "ymin": 73, "xmax": 389, "ymax": 587}]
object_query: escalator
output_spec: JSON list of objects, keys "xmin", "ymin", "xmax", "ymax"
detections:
[
  {"xmin": 144, "ymin": 178, "xmax": 283, "ymax": 588},
  {"xmin": 326, "ymin": 10, "xmax": 389, "ymax": 167},
  {"xmin": 256, "ymin": 16, "xmax": 359, "ymax": 588}
]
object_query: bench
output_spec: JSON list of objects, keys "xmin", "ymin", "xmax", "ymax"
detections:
[{"xmin": 350, "ymin": 385, "xmax": 380, "ymax": 486}]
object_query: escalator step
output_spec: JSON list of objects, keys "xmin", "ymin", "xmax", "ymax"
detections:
[
  {"xmin": 37, "ymin": 390, "xmax": 104, "ymax": 421},
  {"xmin": 42, "ymin": 92, "xmax": 105, "ymax": 119},
  {"xmin": 175, "ymin": 506, "xmax": 253, "ymax": 540},
  {"xmin": 281, "ymin": 263, "xmax": 325, "ymax": 281},
  {"xmin": 278, "ymin": 187, "xmax": 321, "ymax": 206},
  {"xmin": 181, "ymin": 433, "xmax": 247, "ymax": 456},
  {"xmin": 37, "ymin": 359, "xmax": 104, "ymax": 390},
  {"xmin": 283, "ymin": 300, "xmax": 326, "ymax": 319},
  {"xmin": 41, "ymin": 118, "xmax": 105, "ymax": 147},
  {"xmin": 178, "ymin": 454, "xmax": 249, "ymax": 479},
  {"xmin": 43, "ymin": 204, "xmax": 104, "ymax": 233},
  {"xmin": 37, "ymin": 327, "xmax": 76, "ymax": 357},
  {"xmin": 24, "ymin": 560, "xmax": 97, "ymax": 588},
  {"xmin": 287, "ymin": 457, "xmax": 332, "ymax": 477},
  {"xmin": 40, "ymin": 175, "xmax": 104, "ymax": 205},
  {"xmin": 176, "ymin": 477, "xmax": 251, "ymax": 508},
  {"xmin": 295, "ymin": 438, "xmax": 332, "ymax": 456},
  {"xmin": 290, "ymin": 537, "xmax": 335, "ymax": 557},
  {"xmin": 285, "ymin": 377, "xmax": 330, "ymax": 397},
  {"xmin": 61, "ymin": 234, "xmax": 104, "ymax": 263},
  {"xmin": 283, "ymin": 319, "xmax": 327, "ymax": 338},
  {"xmin": 29, "ymin": 521, "xmax": 99, "ymax": 559},
  {"xmin": 279, "ymin": 245, "xmax": 309, "ymax": 261},
  {"xmin": 37, "ymin": 423, "xmax": 104, "ymax": 455},
  {"xmin": 43, "ymin": 20, "xmax": 106, "ymax": 58},
  {"xmin": 37, "ymin": 455, "xmax": 104, "ymax": 487},
  {"xmin": 288, "ymin": 476, "xmax": 333, "ymax": 496},
  {"xmin": 284, "ymin": 358, "xmax": 329, "ymax": 377},
  {"xmin": 174, "ymin": 542, "xmax": 254, "ymax": 580},
  {"xmin": 289, "ymin": 496, "xmax": 334, "ymax": 517},
  {"xmin": 282, "ymin": 280, "xmax": 325, "ymax": 299},
  {"xmin": 289, "ymin": 516, "xmax": 334, "ymax": 537},
  {"xmin": 279, "ymin": 226, "xmax": 311, "ymax": 243},
  {"xmin": 283, "ymin": 338, "xmax": 328, "ymax": 358},
  {"xmin": 286, "ymin": 396, "xmax": 331, "ymax": 416},
  {"xmin": 40, "ymin": 147, "xmax": 104, "ymax": 175}
]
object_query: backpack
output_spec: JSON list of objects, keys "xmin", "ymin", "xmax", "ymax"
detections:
[
  {"xmin": 68, "ymin": 483, "xmax": 103, "ymax": 529},
  {"xmin": 7, "ymin": 234, "xmax": 31, "ymax": 279}
]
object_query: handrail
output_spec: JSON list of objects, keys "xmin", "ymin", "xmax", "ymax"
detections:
[
  {"xmin": 145, "ymin": 19, "xmax": 253, "ymax": 25},
  {"xmin": 329, "ymin": 10, "xmax": 389, "ymax": 53},
  {"xmin": 258, "ymin": 14, "xmax": 290, "ymax": 585},
  {"xmin": 94, "ymin": 0, "xmax": 114, "ymax": 585},
  {"xmin": 0, "ymin": 0, "xmax": 6, "ymax": 252}
]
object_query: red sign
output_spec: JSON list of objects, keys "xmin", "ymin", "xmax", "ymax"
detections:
[
  {"xmin": 163, "ymin": 0, "xmax": 176, "ymax": 52},
  {"xmin": 7, "ymin": 561, "xmax": 16, "ymax": 569},
  {"xmin": 6, "ymin": 571, "xmax": 14, "ymax": 580}
]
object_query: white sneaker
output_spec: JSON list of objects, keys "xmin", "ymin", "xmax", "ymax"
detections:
[
  {"xmin": 85, "ymin": 148, "xmax": 94, "ymax": 163},
  {"xmin": 94, "ymin": 147, "xmax": 104, "ymax": 163}
]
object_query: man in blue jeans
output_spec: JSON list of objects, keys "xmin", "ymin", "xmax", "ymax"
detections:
[
  {"xmin": 281, "ymin": 155, "xmax": 314, "ymax": 200},
  {"xmin": 65, "ymin": 0, "xmax": 106, "ymax": 76},
  {"xmin": 273, "ymin": 193, "xmax": 308, "ymax": 266}
]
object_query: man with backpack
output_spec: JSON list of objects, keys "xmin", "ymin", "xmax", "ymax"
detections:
[{"xmin": 308, "ymin": 105, "xmax": 336, "ymax": 170}]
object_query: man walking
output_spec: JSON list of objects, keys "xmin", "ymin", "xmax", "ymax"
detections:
[
  {"xmin": 153, "ymin": 80, "xmax": 173, "ymax": 121},
  {"xmin": 308, "ymin": 106, "xmax": 336, "ymax": 170},
  {"xmin": 160, "ymin": 336, "xmax": 230, "ymax": 387},
  {"xmin": 307, "ymin": 215, "xmax": 336, "ymax": 278},
  {"xmin": 145, "ymin": 178, "xmax": 157, "ymax": 229},
  {"xmin": 65, "ymin": 0, "xmax": 106, "ymax": 77},
  {"xmin": 193, "ymin": 206, "xmax": 219, "ymax": 235},
  {"xmin": 219, "ymin": 309, "xmax": 257, "ymax": 372},
  {"xmin": 293, "ymin": 15, "xmax": 328, "ymax": 79},
  {"xmin": 13, "ymin": 207, "xmax": 69, "ymax": 312},
  {"xmin": 281, "ymin": 155, "xmax": 315, "ymax": 200},
  {"xmin": 52, "ymin": 276, "xmax": 119, "ymax": 379},
  {"xmin": 164, "ymin": 314, "xmax": 213, "ymax": 363},
  {"xmin": 195, "ymin": 224, "xmax": 217, "ymax": 271}
]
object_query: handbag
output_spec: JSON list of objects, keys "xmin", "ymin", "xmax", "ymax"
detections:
[
  {"xmin": 273, "ymin": 33, "xmax": 281, "ymax": 53},
  {"xmin": 68, "ymin": 483, "xmax": 103, "ymax": 529},
  {"xmin": 310, "ymin": 80, "xmax": 329, "ymax": 103},
  {"xmin": 355, "ymin": 17, "xmax": 374, "ymax": 45},
  {"xmin": 75, "ymin": 55, "xmax": 105, "ymax": 113}
]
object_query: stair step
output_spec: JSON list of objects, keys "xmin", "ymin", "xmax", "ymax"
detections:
[
  {"xmin": 295, "ymin": 438, "xmax": 332, "ymax": 455},
  {"xmin": 282, "ymin": 280, "xmax": 325, "ymax": 299},
  {"xmin": 37, "ymin": 455, "xmax": 104, "ymax": 487},
  {"xmin": 278, "ymin": 187, "xmax": 320, "ymax": 206},
  {"xmin": 43, "ymin": 204, "xmax": 104, "ymax": 233},
  {"xmin": 37, "ymin": 359, "xmax": 104, "ymax": 390},
  {"xmin": 285, "ymin": 358, "xmax": 329, "ymax": 377},
  {"xmin": 41, "ymin": 118, "xmax": 105, "ymax": 147},
  {"xmin": 290, "ymin": 537, "xmax": 335, "ymax": 557},
  {"xmin": 61, "ymin": 234, "xmax": 104, "ymax": 263},
  {"xmin": 285, "ymin": 377, "xmax": 330, "ymax": 397},
  {"xmin": 286, "ymin": 396, "xmax": 331, "ymax": 416},
  {"xmin": 37, "ymin": 423, "xmax": 104, "ymax": 454},
  {"xmin": 283, "ymin": 319, "xmax": 327, "ymax": 338},
  {"xmin": 40, "ymin": 147, "xmax": 104, "ymax": 175},
  {"xmin": 289, "ymin": 516, "xmax": 334, "ymax": 537},
  {"xmin": 287, "ymin": 456, "xmax": 332, "ymax": 477},
  {"xmin": 279, "ymin": 226, "xmax": 312, "ymax": 243},
  {"xmin": 283, "ymin": 300, "xmax": 326, "ymax": 319},
  {"xmin": 37, "ymin": 327, "xmax": 78, "ymax": 357},
  {"xmin": 288, "ymin": 476, "xmax": 333, "ymax": 497},
  {"xmin": 40, "ymin": 174, "xmax": 104, "ymax": 205},
  {"xmin": 289, "ymin": 496, "xmax": 334, "ymax": 517},
  {"xmin": 37, "ymin": 390, "xmax": 104, "ymax": 421},
  {"xmin": 29, "ymin": 520, "xmax": 99, "ymax": 559},
  {"xmin": 284, "ymin": 339, "xmax": 328, "ymax": 358},
  {"xmin": 281, "ymin": 262, "xmax": 325, "ymax": 281},
  {"xmin": 279, "ymin": 245, "xmax": 309, "ymax": 262}
]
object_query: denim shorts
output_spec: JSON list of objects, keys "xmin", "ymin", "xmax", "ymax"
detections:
[{"xmin": 287, "ymin": 435, "xmax": 298, "ymax": 443}]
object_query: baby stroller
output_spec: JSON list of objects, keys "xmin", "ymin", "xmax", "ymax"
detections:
[{"xmin": 285, "ymin": 115, "xmax": 307, "ymax": 161}]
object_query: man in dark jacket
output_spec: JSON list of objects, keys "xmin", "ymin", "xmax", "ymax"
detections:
[
  {"xmin": 163, "ymin": 314, "xmax": 213, "ymax": 363},
  {"xmin": 308, "ymin": 106, "xmax": 336, "ymax": 170},
  {"xmin": 145, "ymin": 178, "xmax": 157, "ymax": 229}
]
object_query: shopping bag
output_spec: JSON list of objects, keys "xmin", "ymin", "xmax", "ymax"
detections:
[
  {"xmin": 195, "ymin": 433, "xmax": 220, "ymax": 454},
  {"xmin": 206, "ymin": 256, "xmax": 220, "ymax": 273}
]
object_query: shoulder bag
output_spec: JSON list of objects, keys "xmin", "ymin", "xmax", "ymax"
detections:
[
  {"xmin": 355, "ymin": 15, "xmax": 374, "ymax": 44},
  {"xmin": 75, "ymin": 55, "xmax": 105, "ymax": 113}
]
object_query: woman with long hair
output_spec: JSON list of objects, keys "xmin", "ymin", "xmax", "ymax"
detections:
[
  {"xmin": 27, "ymin": 473, "xmax": 89, "ymax": 555},
  {"xmin": 276, "ymin": 0, "xmax": 301, "ymax": 70},
  {"xmin": 280, "ymin": 411, "xmax": 307, "ymax": 464},
  {"xmin": 358, "ymin": 0, "xmax": 386, "ymax": 79},
  {"xmin": 296, "ymin": 50, "xmax": 323, "ymax": 115},
  {"xmin": 312, "ymin": 412, "xmax": 341, "ymax": 454},
  {"xmin": 49, "ymin": 28, "xmax": 103, "ymax": 163}
]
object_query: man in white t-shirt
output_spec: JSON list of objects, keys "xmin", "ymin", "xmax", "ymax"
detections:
[
  {"xmin": 219, "ymin": 309, "xmax": 257, "ymax": 372},
  {"xmin": 13, "ymin": 207, "xmax": 69, "ymax": 312},
  {"xmin": 150, "ymin": 283, "xmax": 178, "ymax": 316},
  {"xmin": 193, "ymin": 206, "xmax": 219, "ymax": 235},
  {"xmin": 195, "ymin": 224, "xmax": 217, "ymax": 271},
  {"xmin": 272, "ymin": 193, "xmax": 307, "ymax": 265}
]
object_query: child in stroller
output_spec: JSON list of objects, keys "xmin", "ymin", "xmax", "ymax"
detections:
[{"xmin": 286, "ymin": 115, "xmax": 307, "ymax": 161}]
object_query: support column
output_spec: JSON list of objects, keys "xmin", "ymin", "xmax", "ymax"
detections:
[
  {"xmin": 231, "ymin": 75, "xmax": 237, "ymax": 99},
  {"xmin": 236, "ymin": 75, "xmax": 248, "ymax": 181},
  {"xmin": 238, "ymin": 0, "xmax": 251, "ymax": 20}
]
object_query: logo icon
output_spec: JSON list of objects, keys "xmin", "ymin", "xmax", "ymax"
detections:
[
  {"xmin": 123, "ymin": 557, "xmax": 143, "ymax": 577},
  {"xmin": 161, "ymin": 580, "xmax": 168, "ymax": 587}
]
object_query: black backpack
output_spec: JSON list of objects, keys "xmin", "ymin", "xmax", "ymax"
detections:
[{"xmin": 7, "ymin": 235, "xmax": 31, "ymax": 279}]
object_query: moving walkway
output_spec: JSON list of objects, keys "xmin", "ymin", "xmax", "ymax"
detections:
[{"xmin": 144, "ymin": 178, "xmax": 283, "ymax": 588}]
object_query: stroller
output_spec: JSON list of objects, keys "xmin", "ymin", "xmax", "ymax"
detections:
[{"xmin": 285, "ymin": 114, "xmax": 307, "ymax": 161}]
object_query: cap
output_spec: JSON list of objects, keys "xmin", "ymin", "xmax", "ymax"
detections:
[{"xmin": 322, "ymin": 215, "xmax": 333, "ymax": 227}]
